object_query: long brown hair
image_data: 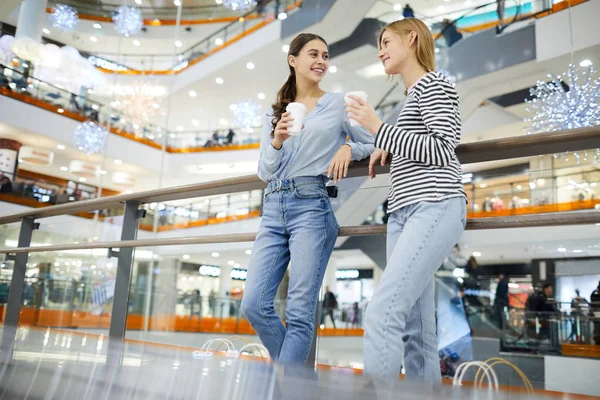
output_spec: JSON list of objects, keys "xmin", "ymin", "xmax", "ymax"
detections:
[
  {"xmin": 378, "ymin": 18, "xmax": 435, "ymax": 83},
  {"xmin": 270, "ymin": 33, "xmax": 328, "ymax": 136}
]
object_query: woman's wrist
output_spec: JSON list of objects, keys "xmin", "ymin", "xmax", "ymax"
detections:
[
  {"xmin": 369, "ymin": 120, "xmax": 383, "ymax": 135},
  {"xmin": 271, "ymin": 139, "xmax": 283, "ymax": 150}
]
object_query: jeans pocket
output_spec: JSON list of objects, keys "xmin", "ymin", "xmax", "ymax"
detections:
[
  {"xmin": 460, "ymin": 199, "xmax": 467, "ymax": 229},
  {"xmin": 294, "ymin": 184, "xmax": 326, "ymax": 199}
]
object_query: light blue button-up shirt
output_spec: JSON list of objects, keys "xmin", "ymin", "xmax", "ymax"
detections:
[{"xmin": 258, "ymin": 92, "xmax": 375, "ymax": 182}]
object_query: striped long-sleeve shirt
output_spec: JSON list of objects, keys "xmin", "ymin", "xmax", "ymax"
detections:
[{"xmin": 375, "ymin": 71, "xmax": 467, "ymax": 214}]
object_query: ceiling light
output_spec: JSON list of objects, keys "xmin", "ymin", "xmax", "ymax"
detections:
[
  {"xmin": 189, "ymin": 90, "xmax": 197, "ymax": 97},
  {"xmin": 215, "ymin": 77, "xmax": 224, "ymax": 84},
  {"xmin": 135, "ymin": 0, "xmax": 142, "ymax": 4},
  {"xmin": 133, "ymin": 39, "xmax": 140, "ymax": 46},
  {"xmin": 246, "ymin": 62, "xmax": 255, "ymax": 70},
  {"xmin": 100, "ymin": 170, "xmax": 107, "ymax": 175},
  {"xmin": 90, "ymin": 36, "xmax": 98, "ymax": 43},
  {"xmin": 212, "ymin": 252, "xmax": 220, "ymax": 257},
  {"xmin": 227, "ymin": 260, "xmax": 235, "ymax": 265},
  {"xmin": 580, "ymin": 59, "xmax": 592, "ymax": 67},
  {"xmin": 257, "ymin": 92, "xmax": 265, "ymax": 100},
  {"xmin": 176, "ymin": 126, "xmax": 184, "ymax": 131},
  {"xmin": 219, "ymin": 119, "xmax": 228, "ymax": 126},
  {"xmin": 43, "ymin": 28, "xmax": 50, "ymax": 35},
  {"xmin": 557, "ymin": 247, "xmax": 567, "ymax": 252},
  {"xmin": 229, "ymin": 104, "xmax": 237, "ymax": 111},
  {"xmin": 175, "ymin": 40, "xmax": 182, "ymax": 48},
  {"xmin": 79, "ymin": 177, "xmax": 87, "ymax": 182},
  {"xmin": 152, "ymin": 103, "xmax": 160, "ymax": 109},
  {"xmin": 57, "ymin": 144, "xmax": 65, "ymax": 150},
  {"xmin": 329, "ymin": 65, "xmax": 338, "ymax": 73},
  {"xmin": 516, "ymin": 185, "xmax": 522, "ymax": 190},
  {"xmin": 174, "ymin": 0, "xmax": 181, "ymax": 5},
  {"xmin": 125, "ymin": 190, "xmax": 133, "ymax": 194},
  {"xmin": 54, "ymin": 262, "xmax": 60, "ymax": 267},
  {"xmin": 183, "ymin": 254, "xmax": 190, "ymax": 260},
  {"xmin": 215, "ymin": 0, "xmax": 223, "ymax": 4},
  {"xmin": 472, "ymin": 251, "xmax": 481, "ymax": 257},
  {"xmin": 437, "ymin": 5, "xmax": 445, "ymax": 11},
  {"xmin": 93, "ymin": 23, "xmax": 102, "ymax": 29},
  {"xmin": 215, "ymin": 38, "xmax": 223, "ymax": 45},
  {"xmin": 191, "ymin": 119, "xmax": 200, "ymax": 127},
  {"xmin": 245, "ymin": 249, "xmax": 252, "ymax": 255},
  {"xmin": 57, "ymin": 108, "xmax": 64, "ymax": 113},
  {"xmin": 479, "ymin": 184, "xmax": 487, "ymax": 188},
  {"xmin": 114, "ymin": 159, "xmax": 123, "ymax": 164},
  {"xmin": 278, "ymin": 12, "xmax": 288, "ymax": 20},
  {"xmin": 393, "ymin": 4, "xmax": 402, "ymax": 11},
  {"xmin": 282, "ymin": 44, "xmax": 289, "ymax": 53},
  {"xmin": 60, "ymin": 166, "xmax": 68, "ymax": 172},
  {"xmin": 435, "ymin": 48, "xmax": 440, "ymax": 53}
]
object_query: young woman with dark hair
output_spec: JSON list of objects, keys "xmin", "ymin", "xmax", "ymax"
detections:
[{"xmin": 241, "ymin": 33, "xmax": 374, "ymax": 365}]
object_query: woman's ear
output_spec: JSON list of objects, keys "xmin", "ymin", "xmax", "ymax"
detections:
[
  {"xmin": 288, "ymin": 54, "xmax": 296, "ymax": 68},
  {"xmin": 408, "ymin": 31, "xmax": 417, "ymax": 47}
]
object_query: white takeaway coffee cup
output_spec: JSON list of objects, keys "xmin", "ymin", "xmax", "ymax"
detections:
[
  {"xmin": 344, "ymin": 91, "xmax": 368, "ymax": 127},
  {"xmin": 285, "ymin": 102, "xmax": 307, "ymax": 136}
]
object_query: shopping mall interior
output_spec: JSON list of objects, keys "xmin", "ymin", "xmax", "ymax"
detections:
[{"xmin": 0, "ymin": 0, "xmax": 599, "ymax": 397}]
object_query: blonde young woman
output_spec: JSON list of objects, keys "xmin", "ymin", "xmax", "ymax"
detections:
[{"xmin": 346, "ymin": 18, "xmax": 467, "ymax": 381}]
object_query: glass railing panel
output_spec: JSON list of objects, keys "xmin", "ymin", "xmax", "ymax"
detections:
[
  {"xmin": 0, "ymin": 249, "xmax": 119, "ymax": 338},
  {"xmin": 124, "ymin": 245, "xmax": 286, "ymax": 346}
]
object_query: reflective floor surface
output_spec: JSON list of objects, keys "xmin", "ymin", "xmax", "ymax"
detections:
[{"xmin": 0, "ymin": 327, "xmax": 564, "ymax": 399}]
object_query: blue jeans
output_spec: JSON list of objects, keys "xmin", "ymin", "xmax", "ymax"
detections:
[
  {"xmin": 363, "ymin": 197, "xmax": 466, "ymax": 381},
  {"xmin": 241, "ymin": 176, "xmax": 339, "ymax": 364}
]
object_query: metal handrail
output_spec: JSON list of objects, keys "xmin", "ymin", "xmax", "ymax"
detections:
[
  {"xmin": 0, "ymin": 126, "xmax": 598, "ymax": 225},
  {"xmin": 1, "ymin": 209, "xmax": 600, "ymax": 254}
]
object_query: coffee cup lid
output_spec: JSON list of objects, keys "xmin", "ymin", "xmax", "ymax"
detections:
[
  {"xmin": 346, "ymin": 90, "xmax": 367, "ymax": 97},
  {"xmin": 286, "ymin": 102, "xmax": 307, "ymax": 111}
]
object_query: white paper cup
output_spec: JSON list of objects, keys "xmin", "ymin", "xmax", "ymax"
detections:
[
  {"xmin": 285, "ymin": 102, "xmax": 307, "ymax": 136},
  {"xmin": 344, "ymin": 91, "xmax": 368, "ymax": 127}
]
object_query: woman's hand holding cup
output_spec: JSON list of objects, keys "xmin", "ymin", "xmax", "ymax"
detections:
[{"xmin": 272, "ymin": 111, "xmax": 293, "ymax": 150}]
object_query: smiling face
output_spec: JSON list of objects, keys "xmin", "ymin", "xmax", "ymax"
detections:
[
  {"xmin": 377, "ymin": 18, "xmax": 436, "ymax": 78},
  {"xmin": 378, "ymin": 29, "xmax": 415, "ymax": 75},
  {"xmin": 289, "ymin": 39, "xmax": 329, "ymax": 84}
]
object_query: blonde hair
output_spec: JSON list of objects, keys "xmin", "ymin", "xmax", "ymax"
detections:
[{"xmin": 378, "ymin": 18, "xmax": 435, "ymax": 74}]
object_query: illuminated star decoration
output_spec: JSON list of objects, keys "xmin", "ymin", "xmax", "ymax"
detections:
[
  {"xmin": 112, "ymin": 80, "xmax": 164, "ymax": 135},
  {"xmin": 525, "ymin": 63, "xmax": 600, "ymax": 163},
  {"xmin": 232, "ymin": 100, "xmax": 262, "ymax": 129},
  {"xmin": 221, "ymin": 0, "xmax": 258, "ymax": 12},
  {"xmin": 73, "ymin": 121, "xmax": 108, "ymax": 154},
  {"xmin": 112, "ymin": 5, "xmax": 144, "ymax": 37},
  {"xmin": 51, "ymin": 4, "xmax": 79, "ymax": 32}
]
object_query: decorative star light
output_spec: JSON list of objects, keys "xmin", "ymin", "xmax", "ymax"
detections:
[
  {"xmin": 221, "ymin": 0, "xmax": 257, "ymax": 12},
  {"xmin": 73, "ymin": 121, "xmax": 108, "ymax": 154},
  {"xmin": 113, "ymin": 80, "xmax": 164, "ymax": 134},
  {"xmin": 525, "ymin": 63, "xmax": 600, "ymax": 163},
  {"xmin": 232, "ymin": 99, "xmax": 262, "ymax": 128},
  {"xmin": 51, "ymin": 4, "xmax": 79, "ymax": 32},
  {"xmin": 112, "ymin": 5, "xmax": 144, "ymax": 37}
]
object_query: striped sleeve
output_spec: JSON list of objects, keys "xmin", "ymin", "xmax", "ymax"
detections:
[{"xmin": 374, "ymin": 78, "xmax": 460, "ymax": 167}]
